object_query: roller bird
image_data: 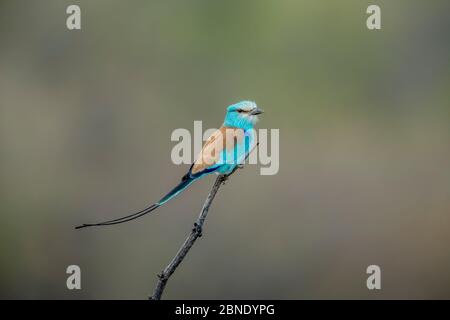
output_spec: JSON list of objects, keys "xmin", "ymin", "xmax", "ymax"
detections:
[{"xmin": 76, "ymin": 100, "xmax": 263, "ymax": 229}]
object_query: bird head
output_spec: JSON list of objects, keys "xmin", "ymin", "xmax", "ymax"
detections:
[{"xmin": 223, "ymin": 101, "xmax": 264, "ymax": 130}]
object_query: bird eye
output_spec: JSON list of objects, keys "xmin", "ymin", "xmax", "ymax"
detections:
[{"xmin": 236, "ymin": 109, "xmax": 244, "ymax": 113}]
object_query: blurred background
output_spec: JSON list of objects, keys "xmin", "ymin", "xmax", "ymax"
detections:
[{"xmin": 1, "ymin": 0, "xmax": 449, "ymax": 299}]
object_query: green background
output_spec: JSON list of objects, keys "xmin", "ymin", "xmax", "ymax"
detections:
[{"xmin": 1, "ymin": 0, "xmax": 449, "ymax": 299}]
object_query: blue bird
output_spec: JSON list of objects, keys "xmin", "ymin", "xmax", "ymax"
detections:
[{"xmin": 76, "ymin": 101, "xmax": 263, "ymax": 229}]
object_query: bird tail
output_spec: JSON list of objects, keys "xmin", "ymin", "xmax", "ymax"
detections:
[{"xmin": 75, "ymin": 175, "xmax": 196, "ymax": 229}]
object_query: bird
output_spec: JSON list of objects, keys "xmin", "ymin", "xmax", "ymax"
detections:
[{"xmin": 75, "ymin": 100, "xmax": 263, "ymax": 229}]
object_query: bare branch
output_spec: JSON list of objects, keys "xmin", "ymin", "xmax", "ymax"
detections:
[{"xmin": 150, "ymin": 174, "xmax": 227, "ymax": 300}]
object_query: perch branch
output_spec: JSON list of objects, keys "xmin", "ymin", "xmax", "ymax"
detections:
[
  {"xmin": 150, "ymin": 142, "xmax": 258, "ymax": 299},
  {"xmin": 150, "ymin": 174, "xmax": 228, "ymax": 300}
]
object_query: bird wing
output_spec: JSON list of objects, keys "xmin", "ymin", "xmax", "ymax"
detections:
[{"xmin": 191, "ymin": 126, "xmax": 246, "ymax": 175}]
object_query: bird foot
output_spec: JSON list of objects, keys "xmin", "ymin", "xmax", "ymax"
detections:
[
  {"xmin": 222, "ymin": 166, "xmax": 241, "ymax": 183},
  {"xmin": 221, "ymin": 174, "xmax": 229, "ymax": 184}
]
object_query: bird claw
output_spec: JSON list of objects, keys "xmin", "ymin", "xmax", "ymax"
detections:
[{"xmin": 221, "ymin": 175, "xmax": 229, "ymax": 184}]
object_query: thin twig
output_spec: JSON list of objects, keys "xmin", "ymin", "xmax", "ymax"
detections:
[{"xmin": 150, "ymin": 174, "xmax": 227, "ymax": 300}]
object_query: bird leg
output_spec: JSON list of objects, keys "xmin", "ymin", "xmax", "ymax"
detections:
[
  {"xmin": 221, "ymin": 174, "xmax": 230, "ymax": 184},
  {"xmin": 222, "ymin": 167, "xmax": 238, "ymax": 184},
  {"xmin": 222, "ymin": 142, "xmax": 260, "ymax": 183}
]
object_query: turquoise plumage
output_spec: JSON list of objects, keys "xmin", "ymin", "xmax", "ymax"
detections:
[{"xmin": 76, "ymin": 101, "xmax": 263, "ymax": 229}]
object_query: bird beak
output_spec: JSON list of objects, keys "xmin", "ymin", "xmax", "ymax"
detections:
[{"xmin": 250, "ymin": 108, "xmax": 264, "ymax": 115}]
